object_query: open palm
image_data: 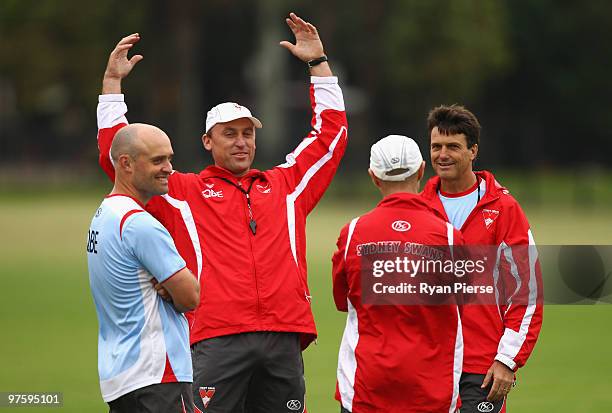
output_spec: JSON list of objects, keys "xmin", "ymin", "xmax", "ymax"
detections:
[
  {"xmin": 104, "ymin": 33, "xmax": 143, "ymax": 80},
  {"xmin": 279, "ymin": 13, "xmax": 325, "ymax": 62}
]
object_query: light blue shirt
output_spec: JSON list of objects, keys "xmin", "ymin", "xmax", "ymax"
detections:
[
  {"xmin": 87, "ymin": 195, "xmax": 191, "ymax": 402},
  {"xmin": 439, "ymin": 180, "xmax": 486, "ymax": 230}
]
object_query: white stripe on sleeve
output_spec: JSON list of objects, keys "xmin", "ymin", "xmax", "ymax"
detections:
[
  {"xmin": 337, "ymin": 299, "xmax": 359, "ymax": 412},
  {"xmin": 495, "ymin": 229, "xmax": 539, "ymax": 370}
]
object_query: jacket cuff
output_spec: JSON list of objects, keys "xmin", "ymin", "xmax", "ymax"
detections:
[
  {"xmin": 495, "ymin": 354, "xmax": 517, "ymax": 371},
  {"xmin": 99, "ymin": 94, "xmax": 125, "ymax": 103},
  {"xmin": 310, "ymin": 76, "xmax": 338, "ymax": 84}
]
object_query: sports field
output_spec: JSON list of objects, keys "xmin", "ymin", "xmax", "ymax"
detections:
[{"xmin": 1, "ymin": 189, "xmax": 611, "ymax": 412}]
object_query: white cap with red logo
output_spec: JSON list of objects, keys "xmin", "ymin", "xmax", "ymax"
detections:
[{"xmin": 205, "ymin": 102, "xmax": 263, "ymax": 134}]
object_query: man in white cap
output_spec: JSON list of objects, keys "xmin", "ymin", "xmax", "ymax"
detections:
[
  {"xmin": 331, "ymin": 135, "xmax": 465, "ymax": 413},
  {"xmin": 95, "ymin": 13, "xmax": 347, "ymax": 413}
]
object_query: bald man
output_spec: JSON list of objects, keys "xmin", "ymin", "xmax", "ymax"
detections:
[{"xmin": 87, "ymin": 123, "xmax": 200, "ymax": 412}]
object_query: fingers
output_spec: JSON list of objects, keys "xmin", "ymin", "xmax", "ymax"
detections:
[
  {"xmin": 117, "ymin": 33, "xmax": 140, "ymax": 47},
  {"xmin": 153, "ymin": 282, "xmax": 172, "ymax": 301},
  {"xmin": 486, "ymin": 375, "xmax": 513, "ymax": 402},
  {"xmin": 286, "ymin": 12, "xmax": 316, "ymax": 34},
  {"xmin": 306, "ymin": 22, "xmax": 318, "ymax": 34},
  {"xmin": 481, "ymin": 368, "xmax": 493, "ymax": 389},
  {"xmin": 111, "ymin": 33, "xmax": 141, "ymax": 60},
  {"xmin": 115, "ymin": 43, "xmax": 134, "ymax": 52},
  {"xmin": 278, "ymin": 40, "xmax": 295, "ymax": 52},
  {"xmin": 290, "ymin": 12, "xmax": 308, "ymax": 29},
  {"xmin": 487, "ymin": 377, "xmax": 503, "ymax": 402},
  {"xmin": 128, "ymin": 54, "xmax": 144, "ymax": 66},
  {"xmin": 113, "ymin": 34, "xmax": 140, "ymax": 54},
  {"xmin": 285, "ymin": 17, "xmax": 297, "ymax": 32}
]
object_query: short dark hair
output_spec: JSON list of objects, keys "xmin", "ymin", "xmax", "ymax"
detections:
[{"xmin": 427, "ymin": 104, "xmax": 481, "ymax": 148}]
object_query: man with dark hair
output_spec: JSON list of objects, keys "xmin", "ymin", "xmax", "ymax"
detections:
[
  {"xmin": 421, "ymin": 105, "xmax": 543, "ymax": 412},
  {"xmin": 96, "ymin": 13, "xmax": 347, "ymax": 413},
  {"xmin": 427, "ymin": 104, "xmax": 481, "ymax": 149},
  {"xmin": 332, "ymin": 135, "xmax": 464, "ymax": 413}
]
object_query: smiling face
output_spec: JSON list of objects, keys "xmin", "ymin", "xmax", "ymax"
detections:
[
  {"xmin": 131, "ymin": 130, "xmax": 174, "ymax": 198},
  {"xmin": 430, "ymin": 127, "xmax": 478, "ymax": 184},
  {"xmin": 203, "ymin": 117, "xmax": 256, "ymax": 176}
]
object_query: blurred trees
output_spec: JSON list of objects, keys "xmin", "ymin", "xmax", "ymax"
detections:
[
  {"xmin": 0, "ymin": 0, "xmax": 147, "ymax": 165},
  {"xmin": 1, "ymin": 0, "xmax": 611, "ymax": 176}
]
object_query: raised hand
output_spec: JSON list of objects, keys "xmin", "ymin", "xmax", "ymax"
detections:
[
  {"xmin": 279, "ymin": 13, "xmax": 325, "ymax": 63},
  {"xmin": 102, "ymin": 33, "xmax": 143, "ymax": 93}
]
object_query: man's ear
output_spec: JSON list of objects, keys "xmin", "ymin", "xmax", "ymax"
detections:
[
  {"xmin": 417, "ymin": 161, "xmax": 426, "ymax": 181},
  {"xmin": 368, "ymin": 168, "xmax": 382, "ymax": 189},
  {"xmin": 118, "ymin": 154, "xmax": 133, "ymax": 173},
  {"xmin": 469, "ymin": 144, "xmax": 478, "ymax": 161},
  {"xmin": 202, "ymin": 133, "xmax": 212, "ymax": 151}
]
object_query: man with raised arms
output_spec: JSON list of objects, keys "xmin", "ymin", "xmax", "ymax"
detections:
[{"xmin": 96, "ymin": 13, "xmax": 347, "ymax": 412}]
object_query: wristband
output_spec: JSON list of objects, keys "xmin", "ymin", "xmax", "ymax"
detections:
[{"xmin": 307, "ymin": 56, "xmax": 328, "ymax": 68}]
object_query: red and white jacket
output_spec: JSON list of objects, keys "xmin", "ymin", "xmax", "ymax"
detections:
[
  {"xmin": 421, "ymin": 171, "xmax": 543, "ymax": 374},
  {"xmin": 332, "ymin": 193, "xmax": 464, "ymax": 413},
  {"xmin": 97, "ymin": 76, "xmax": 347, "ymax": 349}
]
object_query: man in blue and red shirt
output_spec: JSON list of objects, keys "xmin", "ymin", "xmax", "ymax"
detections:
[{"xmin": 88, "ymin": 123, "xmax": 200, "ymax": 412}]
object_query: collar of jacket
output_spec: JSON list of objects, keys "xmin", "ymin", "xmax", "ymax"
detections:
[
  {"xmin": 377, "ymin": 191, "xmax": 432, "ymax": 211},
  {"xmin": 199, "ymin": 165, "xmax": 263, "ymax": 183},
  {"xmin": 421, "ymin": 170, "xmax": 506, "ymax": 220}
]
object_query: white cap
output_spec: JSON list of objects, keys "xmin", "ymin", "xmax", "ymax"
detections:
[
  {"xmin": 205, "ymin": 102, "xmax": 263, "ymax": 134},
  {"xmin": 369, "ymin": 135, "xmax": 423, "ymax": 181}
]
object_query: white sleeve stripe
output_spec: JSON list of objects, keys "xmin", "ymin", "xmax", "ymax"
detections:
[
  {"xmin": 492, "ymin": 243, "xmax": 505, "ymax": 320},
  {"xmin": 495, "ymin": 353, "xmax": 517, "ymax": 371},
  {"xmin": 286, "ymin": 126, "xmax": 347, "ymax": 264},
  {"xmin": 337, "ymin": 299, "xmax": 359, "ymax": 412},
  {"xmin": 446, "ymin": 222, "xmax": 454, "ymax": 259},
  {"xmin": 310, "ymin": 75, "xmax": 339, "ymax": 85},
  {"xmin": 312, "ymin": 79, "xmax": 345, "ymax": 111},
  {"xmin": 446, "ymin": 222, "xmax": 454, "ymax": 246},
  {"xmin": 98, "ymin": 94, "xmax": 124, "ymax": 103},
  {"xmin": 160, "ymin": 194, "xmax": 202, "ymax": 282},
  {"xmin": 502, "ymin": 246, "xmax": 522, "ymax": 306},
  {"xmin": 279, "ymin": 137, "xmax": 317, "ymax": 168},
  {"xmin": 277, "ymin": 82, "xmax": 345, "ymax": 169},
  {"xmin": 97, "ymin": 100, "xmax": 129, "ymax": 130},
  {"xmin": 496, "ymin": 229, "xmax": 539, "ymax": 366},
  {"xmin": 344, "ymin": 218, "xmax": 360, "ymax": 261},
  {"xmin": 449, "ymin": 306, "xmax": 463, "ymax": 413},
  {"xmin": 160, "ymin": 194, "xmax": 202, "ymax": 330}
]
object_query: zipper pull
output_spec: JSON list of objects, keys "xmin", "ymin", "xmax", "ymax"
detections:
[{"xmin": 249, "ymin": 219, "xmax": 257, "ymax": 235}]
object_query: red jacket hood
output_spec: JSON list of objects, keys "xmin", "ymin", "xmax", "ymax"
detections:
[{"xmin": 378, "ymin": 192, "xmax": 434, "ymax": 211}]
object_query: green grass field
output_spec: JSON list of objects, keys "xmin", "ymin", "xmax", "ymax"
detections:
[{"xmin": 1, "ymin": 191, "xmax": 611, "ymax": 412}]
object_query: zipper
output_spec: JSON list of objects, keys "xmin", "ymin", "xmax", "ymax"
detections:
[{"xmin": 238, "ymin": 180, "xmax": 261, "ymax": 323}]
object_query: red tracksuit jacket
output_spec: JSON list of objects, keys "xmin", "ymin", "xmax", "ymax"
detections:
[
  {"xmin": 332, "ymin": 193, "xmax": 464, "ymax": 413},
  {"xmin": 421, "ymin": 171, "xmax": 543, "ymax": 374},
  {"xmin": 96, "ymin": 77, "xmax": 348, "ymax": 348}
]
